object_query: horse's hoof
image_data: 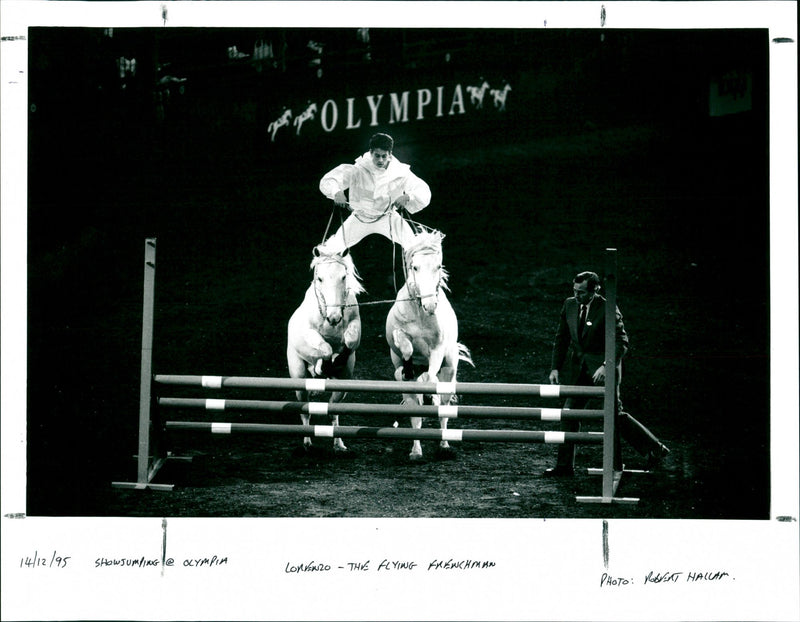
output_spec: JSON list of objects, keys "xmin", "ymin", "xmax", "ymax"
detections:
[{"xmin": 409, "ymin": 453, "xmax": 424, "ymax": 462}]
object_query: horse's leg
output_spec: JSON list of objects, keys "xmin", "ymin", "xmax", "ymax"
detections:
[
  {"xmin": 391, "ymin": 328, "xmax": 417, "ymax": 403},
  {"xmin": 420, "ymin": 346, "xmax": 450, "ymax": 449},
  {"xmin": 320, "ymin": 319, "xmax": 360, "ymax": 452},
  {"xmin": 324, "ymin": 321, "xmax": 361, "ymax": 378},
  {"xmin": 289, "ymin": 329, "xmax": 332, "ymax": 448},
  {"xmin": 293, "ymin": 328, "xmax": 333, "ymax": 376},
  {"xmin": 287, "ymin": 351, "xmax": 313, "ymax": 449},
  {"xmin": 414, "ymin": 370, "xmax": 444, "ymax": 456},
  {"xmin": 392, "ymin": 368, "xmax": 424, "ymax": 460},
  {"xmin": 390, "ymin": 333, "xmax": 423, "ymax": 459},
  {"xmin": 327, "ymin": 352, "xmax": 356, "ymax": 452},
  {"xmin": 327, "ymin": 390, "xmax": 348, "ymax": 452},
  {"xmin": 343, "ymin": 319, "xmax": 361, "ymax": 350},
  {"xmin": 436, "ymin": 353, "xmax": 459, "ymax": 453},
  {"xmin": 392, "ymin": 328, "xmax": 415, "ymax": 372},
  {"xmin": 297, "ymin": 389, "xmax": 314, "ymax": 449}
]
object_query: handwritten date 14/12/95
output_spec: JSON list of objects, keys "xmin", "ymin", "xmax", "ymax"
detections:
[{"xmin": 20, "ymin": 551, "xmax": 70, "ymax": 569}]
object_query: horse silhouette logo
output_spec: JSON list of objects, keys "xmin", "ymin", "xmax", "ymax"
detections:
[
  {"xmin": 268, "ymin": 108, "xmax": 292, "ymax": 142},
  {"xmin": 466, "ymin": 80, "xmax": 490, "ymax": 109},
  {"xmin": 293, "ymin": 102, "xmax": 318, "ymax": 135},
  {"xmin": 490, "ymin": 83, "xmax": 512, "ymax": 112}
]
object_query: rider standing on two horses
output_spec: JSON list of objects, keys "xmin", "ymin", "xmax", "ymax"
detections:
[{"xmin": 317, "ymin": 133, "xmax": 431, "ymax": 254}]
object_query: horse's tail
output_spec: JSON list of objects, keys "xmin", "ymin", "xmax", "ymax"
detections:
[{"xmin": 457, "ymin": 342, "xmax": 475, "ymax": 368}]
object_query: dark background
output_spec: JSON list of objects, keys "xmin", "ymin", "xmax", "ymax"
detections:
[{"xmin": 25, "ymin": 27, "xmax": 769, "ymax": 518}]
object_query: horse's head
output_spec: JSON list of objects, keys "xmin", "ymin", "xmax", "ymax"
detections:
[
  {"xmin": 404, "ymin": 230, "xmax": 449, "ymax": 315},
  {"xmin": 311, "ymin": 248, "xmax": 363, "ymax": 325}
]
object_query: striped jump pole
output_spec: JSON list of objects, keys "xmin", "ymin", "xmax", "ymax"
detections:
[
  {"xmin": 158, "ymin": 397, "xmax": 605, "ymax": 422},
  {"xmin": 166, "ymin": 421, "xmax": 605, "ymax": 445},
  {"xmin": 154, "ymin": 375, "xmax": 605, "ymax": 399}
]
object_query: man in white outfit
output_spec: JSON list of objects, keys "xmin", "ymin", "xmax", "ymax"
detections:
[{"xmin": 317, "ymin": 133, "xmax": 431, "ymax": 254}]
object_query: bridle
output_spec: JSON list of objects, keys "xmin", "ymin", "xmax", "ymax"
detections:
[
  {"xmin": 313, "ymin": 256, "xmax": 350, "ymax": 321},
  {"xmin": 404, "ymin": 248, "xmax": 442, "ymax": 309}
]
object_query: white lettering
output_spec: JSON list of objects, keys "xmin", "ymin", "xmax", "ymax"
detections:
[
  {"xmin": 346, "ymin": 98, "xmax": 362, "ymax": 129},
  {"xmin": 449, "ymin": 84, "xmax": 465, "ymax": 116},
  {"xmin": 389, "ymin": 91, "xmax": 410, "ymax": 124},
  {"xmin": 320, "ymin": 99, "xmax": 338, "ymax": 132},
  {"xmin": 416, "ymin": 88, "xmax": 432, "ymax": 120},
  {"xmin": 366, "ymin": 94, "xmax": 383, "ymax": 127},
  {"xmin": 266, "ymin": 79, "xmax": 510, "ymax": 144}
]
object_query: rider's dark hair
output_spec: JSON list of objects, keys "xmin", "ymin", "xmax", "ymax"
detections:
[
  {"xmin": 369, "ymin": 133, "xmax": 394, "ymax": 152},
  {"xmin": 574, "ymin": 271, "xmax": 601, "ymax": 292}
]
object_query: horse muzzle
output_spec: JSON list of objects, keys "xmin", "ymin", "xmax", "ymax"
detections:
[
  {"xmin": 419, "ymin": 293, "xmax": 438, "ymax": 315},
  {"xmin": 325, "ymin": 308, "xmax": 343, "ymax": 325}
]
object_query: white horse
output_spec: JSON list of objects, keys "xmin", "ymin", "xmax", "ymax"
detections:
[
  {"xmin": 287, "ymin": 248, "xmax": 364, "ymax": 451},
  {"xmin": 385, "ymin": 230, "xmax": 474, "ymax": 460}
]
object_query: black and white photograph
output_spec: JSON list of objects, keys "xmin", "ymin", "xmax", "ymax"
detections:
[{"xmin": 2, "ymin": 2, "xmax": 798, "ymax": 621}]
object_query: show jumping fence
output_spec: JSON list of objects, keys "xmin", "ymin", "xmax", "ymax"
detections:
[{"xmin": 112, "ymin": 239, "xmax": 639, "ymax": 504}]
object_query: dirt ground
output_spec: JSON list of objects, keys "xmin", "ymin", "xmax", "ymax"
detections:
[{"xmin": 26, "ymin": 111, "xmax": 769, "ymax": 519}]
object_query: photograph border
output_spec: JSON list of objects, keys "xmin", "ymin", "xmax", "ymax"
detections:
[{"xmin": 2, "ymin": 2, "xmax": 797, "ymax": 621}]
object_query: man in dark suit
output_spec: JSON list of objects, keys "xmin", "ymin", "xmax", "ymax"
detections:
[{"xmin": 545, "ymin": 271, "xmax": 669, "ymax": 476}]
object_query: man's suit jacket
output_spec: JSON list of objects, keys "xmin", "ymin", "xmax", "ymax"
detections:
[{"xmin": 550, "ymin": 294, "xmax": 629, "ymax": 384}]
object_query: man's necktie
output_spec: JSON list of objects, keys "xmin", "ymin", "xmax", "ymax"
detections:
[{"xmin": 578, "ymin": 304, "xmax": 587, "ymax": 338}]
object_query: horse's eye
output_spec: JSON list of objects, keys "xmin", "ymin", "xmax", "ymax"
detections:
[{"xmin": 413, "ymin": 266, "xmax": 419, "ymax": 271}]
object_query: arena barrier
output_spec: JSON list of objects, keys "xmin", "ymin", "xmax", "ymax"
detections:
[{"xmin": 112, "ymin": 239, "xmax": 639, "ymax": 504}]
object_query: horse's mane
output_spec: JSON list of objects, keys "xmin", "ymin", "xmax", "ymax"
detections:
[
  {"xmin": 404, "ymin": 229, "xmax": 450, "ymax": 290},
  {"xmin": 310, "ymin": 250, "xmax": 365, "ymax": 296},
  {"xmin": 403, "ymin": 229, "xmax": 444, "ymax": 261}
]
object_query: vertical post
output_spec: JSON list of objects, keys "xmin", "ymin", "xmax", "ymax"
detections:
[
  {"xmin": 136, "ymin": 238, "xmax": 157, "ymax": 484},
  {"xmin": 602, "ymin": 248, "xmax": 618, "ymax": 499},
  {"xmin": 113, "ymin": 238, "xmax": 174, "ymax": 490}
]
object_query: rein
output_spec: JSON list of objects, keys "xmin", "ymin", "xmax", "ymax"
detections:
[
  {"xmin": 315, "ymin": 202, "xmax": 439, "ymax": 310},
  {"xmin": 320, "ymin": 203, "xmax": 348, "ymax": 247},
  {"xmin": 340, "ymin": 296, "xmax": 416, "ymax": 309}
]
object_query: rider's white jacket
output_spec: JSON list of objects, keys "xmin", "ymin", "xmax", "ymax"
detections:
[{"xmin": 319, "ymin": 152, "xmax": 431, "ymax": 220}]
